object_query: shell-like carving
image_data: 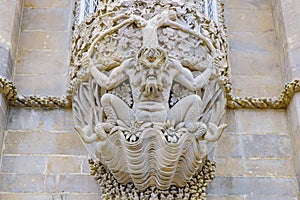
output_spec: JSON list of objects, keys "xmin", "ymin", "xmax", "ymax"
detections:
[
  {"xmin": 96, "ymin": 128, "xmax": 207, "ymax": 190},
  {"xmin": 72, "ymin": 0, "xmax": 227, "ymax": 192}
]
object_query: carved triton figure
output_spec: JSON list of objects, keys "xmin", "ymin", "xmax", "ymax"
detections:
[
  {"xmin": 72, "ymin": 5, "xmax": 227, "ymax": 192},
  {"xmin": 82, "ymin": 10, "xmax": 226, "ymax": 142},
  {"xmin": 89, "ymin": 46, "xmax": 224, "ymax": 141}
]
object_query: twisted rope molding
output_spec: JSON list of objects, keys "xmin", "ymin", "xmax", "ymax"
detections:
[{"xmin": 0, "ymin": 75, "xmax": 299, "ymax": 109}]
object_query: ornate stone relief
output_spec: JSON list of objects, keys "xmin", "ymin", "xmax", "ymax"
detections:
[
  {"xmin": 1, "ymin": 1, "xmax": 299, "ymax": 110},
  {"xmin": 70, "ymin": 0, "xmax": 227, "ymax": 197}
]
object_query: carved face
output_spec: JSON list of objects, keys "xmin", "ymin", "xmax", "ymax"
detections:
[{"xmin": 136, "ymin": 47, "xmax": 167, "ymax": 78}]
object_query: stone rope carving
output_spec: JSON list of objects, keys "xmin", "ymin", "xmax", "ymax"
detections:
[
  {"xmin": 0, "ymin": 0, "xmax": 299, "ymax": 111},
  {"xmin": 0, "ymin": 77, "xmax": 299, "ymax": 109}
]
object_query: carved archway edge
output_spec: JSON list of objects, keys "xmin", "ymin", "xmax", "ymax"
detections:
[{"xmin": 0, "ymin": 1, "xmax": 299, "ymax": 110}]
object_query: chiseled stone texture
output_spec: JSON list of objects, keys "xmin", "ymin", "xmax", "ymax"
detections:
[
  {"xmin": 1, "ymin": 109, "xmax": 100, "ymax": 197},
  {"xmin": 273, "ymin": 0, "xmax": 300, "ymax": 192},
  {"xmin": 14, "ymin": 0, "xmax": 73, "ymax": 96},
  {"xmin": 211, "ymin": 108, "xmax": 297, "ymax": 198},
  {"xmin": 287, "ymin": 93, "xmax": 300, "ymax": 187},
  {"xmin": 225, "ymin": 0, "xmax": 283, "ymax": 97},
  {"xmin": 0, "ymin": 94, "xmax": 7, "ymax": 159},
  {"xmin": 0, "ymin": 0, "xmax": 22, "ymax": 79}
]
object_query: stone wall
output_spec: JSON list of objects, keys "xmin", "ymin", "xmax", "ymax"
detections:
[
  {"xmin": 0, "ymin": 0, "xmax": 23, "ymax": 161},
  {"xmin": 14, "ymin": 0, "xmax": 73, "ymax": 96},
  {"xmin": 272, "ymin": 0, "xmax": 300, "ymax": 191},
  {"xmin": 0, "ymin": 0, "xmax": 299, "ymax": 199}
]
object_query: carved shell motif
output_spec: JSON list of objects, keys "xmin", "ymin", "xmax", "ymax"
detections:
[{"xmin": 72, "ymin": 0, "xmax": 227, "ymax": 191}]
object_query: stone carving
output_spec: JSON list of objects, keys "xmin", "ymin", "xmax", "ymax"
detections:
[
  {"xmin": 72, "ymin": 0, "xmax": 227, "ymax": 194},
  {"xmin": 1, "ymin": 1, "xmax": 299, "ymax": 110},
  {"xmin": 89, "ymin": 158, "xmax": 216, "ymax": 199},
  {"xmin": 1, "ymin": 73, "xmax": 300, "ymax": 109}
]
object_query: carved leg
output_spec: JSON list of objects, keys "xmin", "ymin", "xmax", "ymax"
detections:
[
  {"xmin": 169, "ymin": 94, "xmax": 204, "ymax": 133},
  {"xmin": 101, "ymin": 93, "xmax": 132, "ymax": 123}
]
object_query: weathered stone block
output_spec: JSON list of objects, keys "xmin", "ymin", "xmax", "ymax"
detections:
[
  {"xmin": 46, "ymin": 156, "xmax": 84, "ymax": 174},
  {"xmin": 14, "ymin": 74, "xmax": 68, "ymax": 95},
  {"xmin": 243, "ymin": 159, "xmax": 295, "ymax": 177},
  {"xmin": 235, "ymin": 110, "xmax": 288, "ymax": 134},
  {"xmin": 231, "ymin": 75, "xmax": 283, "ymax": 97},
  {"xmin": 242, "ymin": 134, "xmax": 292, "ymax": 158},
  {"xmin": 7, "ymin": 109, "xmax": 71, "ymax": 131},
  {"xmin": 226, "ymin": 10, "xmax": 273, "ymax": 33},
  {"xmin": 215, "ymin": 134, "xmax": 244, "ymax": 158},
  {"xmin": 0, "ymin": 174, "xmax": 55, "ymax": 193},
  {"xmin": 56, "ymin": 174, "xmax": 100, "ymax": 193},
  {"xmin": 229, "ymin": 51, "xmax": 281, "ymax": 76},
  {"xmin": 24, "ymin": 0, "xmax": 71, "ymax": 8},
  {"xmin": 4, "ymin": 131, "xmax": 87, "ymax": 155},
  {"xmin": 207, "ymin": 195, "xmax": 245, "ymax": 200},
  {"xmin": 18, "ymin": 31, "xmax": 70, "ymax": 51},
  {"xmin": 15, "ymin": 50, "xmax": 69, "ymax": 74},
  {"xmin": 1, "ymin": 156, "xmax": 46, "ymax": 174},
  {"xmin": 223, "ymin": 109, "xmax": 238, "ymax": 133},
  {"xmin": 0, "ymin": 193, "xmax": 102, "ymax": 200},
  {"xmin": 0, "ymin": 1, "xmax": 15, "ymax": 33},
  {"xmin": 22, "ymin": 8, "xmax": 71, "ymax": 31},
  {"xmin": 224, "ymin": 0, "xmax": 272, "ymax": 10},
  {"xmin": 228, "ymin": 31, "xmax": 277, "ymax": 52},
  {"xmin": 0, "ymin": 45, "xmax": 12, "ymax": 79},
  {"xmin": 245, "ymin": 195, "xmax": 298, "ymax": 200},
  {"xmin": 215, "ymin": 157, "xmax": 243, "ymax": 176},
  {"xmin": 207, "ymin": 177, "xmax": 298, "ymax": 195},
  {"xmin": 0, "ymin": 194, "xmax": 51, "ymax": 200}
]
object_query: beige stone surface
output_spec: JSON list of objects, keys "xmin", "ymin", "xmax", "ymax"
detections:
[
  {"xmin": 243, "ymin": 159, "xmax": 295, "ymax": 177},
  {"xmin": 15, "ymin": 50, "xmax": 69, "ymax": 74},
  {"xmin": 231, "ymin": 75, "xmax": 283, "ymax": 97},
  {"xmin": 22, "ymin": 8, "xmax": 71, "ymax": 31},
  {"xmin": 207, "ymin": 196, "xmax": 245, "ymax": 200},
  {"xmin": 4, "ymin": 131, "xmax": 86, "ymax": 155},
  {"xmin": 229, "ymin": 51, "xmax": 281, "ymax": 76},
  {"xmin": 14, "ymin": 74, "xmax": 68, "ymax": 95},
  {"xmin": 0, "ymin": 193, "xmax": 101, "ymax": 200},
  {"xmin": 46, "ymin": 156, "xmax": 84, "ymax": 174},
  {"xmin": 1, "ymin": 156, "xmax": 46, "ymax": 174},
  {"xmin": 18, "ymin": 31, "xmax": 70, "ymax": 51},
  {"xmin": 13, "ymin": 0, "xmax": 73, "ymax": 96},
  {"xmin": 245, "ymin": 196, "xmax": 298, "ymax": 200},
  {"xmin": 24, "ymin": 0, "xmax": 71, "ymax": 8},
  {"xmin": 225, "ymin": 10, "xmax": 273, "ymax": 32},
  {"xmin": 225, "ymin": 0, "xmax": 272, "ymax": 10},
  {"xmin": 0, "ymin": 0, "xmax": 299, "ymax": 198},
  {"xmin": 207, "ymin": 177, "xmax": 298, "ymax": 196}
]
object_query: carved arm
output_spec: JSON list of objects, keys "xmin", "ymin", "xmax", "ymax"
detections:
[
  {"xmin": 173, "ymin": 60, "xmax": 213, "ymax": 91},
  {"xmin": 89, "ymin": 59, "xmax": 130, "ymax": 90}
]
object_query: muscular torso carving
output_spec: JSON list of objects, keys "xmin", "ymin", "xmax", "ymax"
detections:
[
  {"xmin": 90, "ymin": 46, "xmax": 212, "ymax": 125},
  {"xmin": 73, "ymin": 6, "xmax": 227, "ymax": 191}
]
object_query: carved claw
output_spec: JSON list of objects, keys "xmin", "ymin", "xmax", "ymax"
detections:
[
  {"xmin": 194, "ymin": 122, "xmax": 207, "ymax": 140},
  {"xmin": 95, "ymin": 124, "xmax": 109, "ymax": 141},
  {"xmin": 204, "ymin": 122, "xmax": 227, "ymax": 142},
  {"xmin": 75, "ymin": 125, "xmax": 97, "ymax": 144}
]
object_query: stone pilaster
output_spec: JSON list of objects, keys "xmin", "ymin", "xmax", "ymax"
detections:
[
  {"xmin": 0, "ymin": 0, "xmax": 23, "ymax": 153},
  {"xmin": 273, "ymin": 0, "xmax": 300, "ymax": 191}
]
